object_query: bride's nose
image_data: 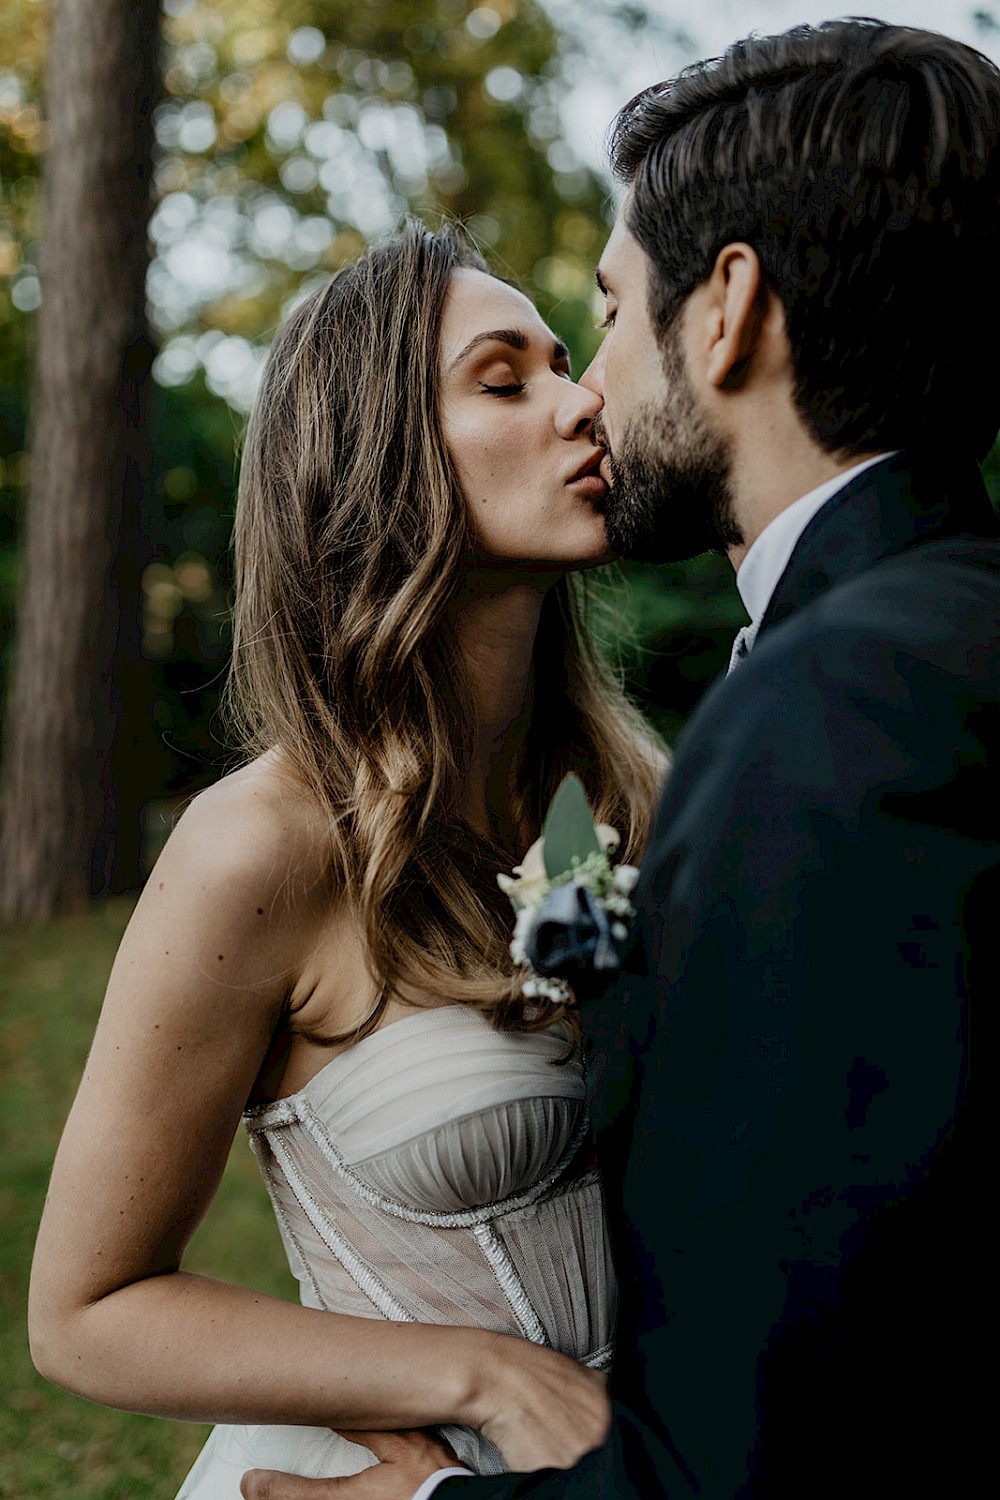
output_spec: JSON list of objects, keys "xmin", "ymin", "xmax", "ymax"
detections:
[{"xmin": 554, "ymin": 379, "xmax": 604, "ymax": 440}]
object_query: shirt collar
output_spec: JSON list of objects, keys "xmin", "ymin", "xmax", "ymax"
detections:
[{"xmin": 736, "ymin": 454, "xmax": 898, "ymax": 625}]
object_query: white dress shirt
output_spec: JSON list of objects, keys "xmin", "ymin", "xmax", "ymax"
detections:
[
  {"xmin": 727, "ymin": 453, "xmax": 896, "ymax": 672},
  {"xmin": 410, "ymin": 1467, "xmax": 476, "ymax": 1500}
]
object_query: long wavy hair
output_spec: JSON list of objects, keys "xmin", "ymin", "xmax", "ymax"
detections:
[{"xmin": 227, "ymin": 220, "xmax": 664, "ymax": 1035}]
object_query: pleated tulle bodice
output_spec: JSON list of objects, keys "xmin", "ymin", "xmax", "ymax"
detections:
[
  {"xmin": 270, "ymin": 1004, "xmax": 586, "ymax": 1210},
  {"xmin": 241, "ymin": 1005, "xmax": 616, "ymax": 1477}
]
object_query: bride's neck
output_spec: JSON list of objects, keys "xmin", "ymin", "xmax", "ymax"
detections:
[{"xmin": 448, "ymin": 572, "xmax": 550, "ymax": 845}]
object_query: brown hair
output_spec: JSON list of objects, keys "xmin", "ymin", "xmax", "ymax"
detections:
[
  {"xmin": 227, "ymin": 220, "xmax": 663, "ymax": 1035},
  {"xmin": 611, "ymin": 19, "xmax": 1000, "ymax": 457}
]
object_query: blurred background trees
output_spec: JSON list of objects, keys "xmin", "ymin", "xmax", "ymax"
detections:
[
  {"xmin": 0, "ymin": 0, "xmax": 159, "ymax": 916},
  {"xmin": 2, "ymin": 0, "xmax": 997, "ymax": 916},
  {"xmin": 1, "ymin": 0, "xmax": 731, "ymax": 917}
]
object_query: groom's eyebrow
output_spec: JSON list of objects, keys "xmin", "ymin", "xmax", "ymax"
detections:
[
  {"xmin": 448, "ymin": 328, "xmax": 569, "ymax": 371},
  {"xmin": 595, "ymin": 268, "xmax": 608, "ymax": 295}
]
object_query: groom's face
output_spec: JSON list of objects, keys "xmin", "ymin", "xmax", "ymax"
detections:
[{"xmin": 583, "ymin": 211, "xmax": 736, "ymax": 562}]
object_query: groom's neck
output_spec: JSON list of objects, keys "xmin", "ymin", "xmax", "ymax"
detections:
[{"xmin": 723, "ymin": 411, "xmax": 886, "ymax": 570}]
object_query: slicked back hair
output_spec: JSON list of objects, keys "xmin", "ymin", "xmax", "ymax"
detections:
[{"xmin": 610, "ymin": 18, "xmax": 1000, "ymax": 457}]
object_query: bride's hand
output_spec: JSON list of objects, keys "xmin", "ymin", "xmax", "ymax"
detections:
[{"xmin": 468, "ymin": 1336, "xmax": 611, "ymax": 1471}]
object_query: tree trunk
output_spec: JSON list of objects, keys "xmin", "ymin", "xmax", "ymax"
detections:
[{"xmin": 0, "ymin": 0, "xmax": 160, "ymax": 919}]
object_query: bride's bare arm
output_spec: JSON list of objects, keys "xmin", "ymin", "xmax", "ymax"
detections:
[{"xmin": 27, "ymin": 768, "xmax": 608, "ymax": 1468}]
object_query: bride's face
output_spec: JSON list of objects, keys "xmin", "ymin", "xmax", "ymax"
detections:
[{"xmin": 439, "ymin": 269, "xmax": 612, "ymax": 569}]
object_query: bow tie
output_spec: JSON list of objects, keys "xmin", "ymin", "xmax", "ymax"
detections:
[{"xmin": 727, "ymin": 619, "xmax": 761, "ymax": 675}]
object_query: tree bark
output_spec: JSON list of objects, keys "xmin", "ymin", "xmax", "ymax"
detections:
[{"xmin": 0, "ymin": 0, "xmax": 160, "ymax": 918}]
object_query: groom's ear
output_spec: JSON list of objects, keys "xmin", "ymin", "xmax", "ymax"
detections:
[{"xmin": 701, "ymin": 244, "xmax": 770, "ymax": 392}]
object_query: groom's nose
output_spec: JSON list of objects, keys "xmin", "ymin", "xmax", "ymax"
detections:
[{"xmin": 579, "ymin": 339, "xmax": 606, "ymax": 398}]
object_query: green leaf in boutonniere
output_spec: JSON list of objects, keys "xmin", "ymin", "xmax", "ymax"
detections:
[{"xmin": 541, "ymin": 773, "xmax": 601, "ymax": 882}]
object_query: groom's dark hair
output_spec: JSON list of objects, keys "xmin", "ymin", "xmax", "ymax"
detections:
[{"xmin": 611, "ymin": 18, "xmax": 1000, "ymax": 457}]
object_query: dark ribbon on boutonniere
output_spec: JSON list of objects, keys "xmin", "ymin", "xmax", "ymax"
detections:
[{"xmin": 523, "ymin": 881, "xmax": 628, "ymax": 986}]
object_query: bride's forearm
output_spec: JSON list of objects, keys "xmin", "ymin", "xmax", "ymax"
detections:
[{"xmin": 30, "ymin": 1271, "xmax": 490, "ymax": 1431}]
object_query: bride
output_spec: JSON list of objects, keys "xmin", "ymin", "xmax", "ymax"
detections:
[{"xmin": 28, "ymin": 220, "xmax": 665, "ymax": 1496}]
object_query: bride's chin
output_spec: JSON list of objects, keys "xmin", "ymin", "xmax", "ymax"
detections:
[{"xmin": 460, "ymin": 525, "xmax": 614, "ymax": 577}]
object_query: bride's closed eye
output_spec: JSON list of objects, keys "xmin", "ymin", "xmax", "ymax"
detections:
[{"xmin": 479, "ymin": 380, "xmax": 527, "ymax": 397}]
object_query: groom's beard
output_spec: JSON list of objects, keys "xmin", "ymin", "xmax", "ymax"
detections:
[{"xmin": 596, "ymin": 338, "xmax": 741, "ymax": 563}]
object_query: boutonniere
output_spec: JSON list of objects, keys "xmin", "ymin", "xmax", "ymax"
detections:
[{"xmin": 497, "ymin": 774, "xmax": 640, "ymax": 1004}]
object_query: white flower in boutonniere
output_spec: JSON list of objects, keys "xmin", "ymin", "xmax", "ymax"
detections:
[{"xmin": 497, "ymin": 774, "xmax": 640, "ymax": 1004}]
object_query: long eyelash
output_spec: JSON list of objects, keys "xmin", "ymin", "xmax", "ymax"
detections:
[
  {"xmin": 596, "ymin": 313, "xmax": 615, "ymax": 330},
  {"xmin": 479, "ymin": 381, "xmax": 526, "ymax": 397}
]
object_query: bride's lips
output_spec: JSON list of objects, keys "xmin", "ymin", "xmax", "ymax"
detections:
[{"xmin": 566, "ymin": 448, "xmax": 609, "ymax": 496}]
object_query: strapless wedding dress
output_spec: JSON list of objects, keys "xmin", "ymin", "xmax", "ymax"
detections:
[{"xmin": 176, "ymin": 1005, "xmax": 615, "ymax": 1497}]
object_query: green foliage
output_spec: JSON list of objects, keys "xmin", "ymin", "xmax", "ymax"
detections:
[
  {"xmin": 598, "ymin": 555, "xmax": 749, "ymax": 743},
  {"xmin": 150, "ymin": 0, "xmax": 610, "ymax": 371},
  {"xmin": 0, "ymin": 0, "xmax": 46, "ymax": 324},
  {"xmin": 0, "ymin": 901, "xmax": 293, "ymax": 1498},
  {"xmin": 5, "ymin": 0, "xmax": 1000, "ymax": 794},
  {"xmin": 0, "ymin": 0, "xmax": 45, "ymax": 713},
  {"xmin": 541, "ymin": 772, "xmax": 601, "ymax": 879},
  {"xmin": 142, "ymin": 376, "xmax": 240, "ymax": 795}
]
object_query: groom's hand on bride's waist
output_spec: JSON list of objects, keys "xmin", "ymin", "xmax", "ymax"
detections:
[{"xmin": 240, "ymin": 1430, "xmax": 471, "ymax": 1500}]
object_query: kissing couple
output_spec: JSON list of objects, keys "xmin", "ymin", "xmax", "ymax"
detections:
[{"xmin": 30, "ymin": 17, "xmax": 997, "ymax": 1500}]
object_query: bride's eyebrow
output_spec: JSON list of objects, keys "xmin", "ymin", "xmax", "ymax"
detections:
[{"xmin": 448, "ymin": 328, "xmax": 569, "ymax": 372}]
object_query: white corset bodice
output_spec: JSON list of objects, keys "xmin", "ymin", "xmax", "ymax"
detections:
[
  {"xmin": 266, "ymin": 1002, "xmax": 588, "ymax": 1211},
  {"xmin": 177, "ymin": 1005, "xmax": 616, "ymax": 1496}
]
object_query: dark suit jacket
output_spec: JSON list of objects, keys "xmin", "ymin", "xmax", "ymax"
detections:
[{"xmin": 445, "ymin": 453, "xmax": 998, "ymax": 1496}]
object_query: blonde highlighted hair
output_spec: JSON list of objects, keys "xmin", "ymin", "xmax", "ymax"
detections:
[{"xmin": 227, "ymin": 220, "xmax": 664, "ymax": 1035}]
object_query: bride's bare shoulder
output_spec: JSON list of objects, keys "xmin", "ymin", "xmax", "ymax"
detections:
[{"xmin": 158, "ymin": 750, "xmax": 331, "ymax": 905}]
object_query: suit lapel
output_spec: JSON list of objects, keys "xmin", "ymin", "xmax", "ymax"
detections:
[{"xmin": 758, "ymin": 452, "xmax": 999, "ymax": 641}]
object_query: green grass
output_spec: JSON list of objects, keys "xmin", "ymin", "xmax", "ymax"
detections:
[{"xmin": 0, "ymin": 901, "xmax": 295, "ymax": 1499}]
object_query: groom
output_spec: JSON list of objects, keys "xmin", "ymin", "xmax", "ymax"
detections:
[{"xmin": 245, "ymin": 18, "xmax": 999, "ymax": 1498}]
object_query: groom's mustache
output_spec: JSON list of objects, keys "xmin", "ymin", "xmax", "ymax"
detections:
[{"xmin": 592, "ymin": 413, "xmax": 609, "ymax": 451}]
